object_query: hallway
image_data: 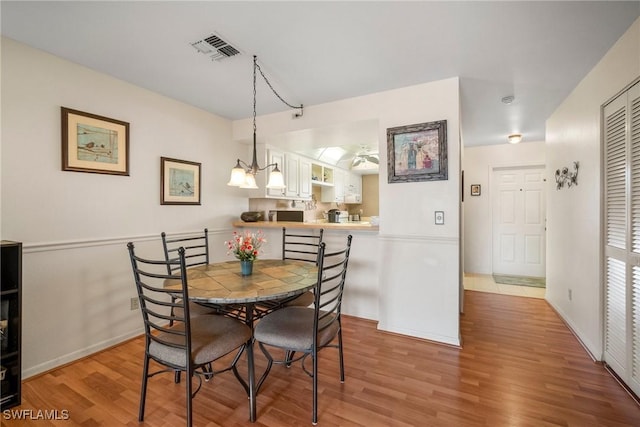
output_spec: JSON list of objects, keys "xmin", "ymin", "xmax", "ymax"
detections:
[{"xmin": 464, "ymin": 273, "xmax": 546, "ymax": 299}]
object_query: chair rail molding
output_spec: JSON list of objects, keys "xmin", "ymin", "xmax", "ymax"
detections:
[
  {"xmin": 22, "ymin": 228, "xmax": 234, "ymax": 253},
  {"xmin": 378, "ymin": 233, "xmax": 458, "ymax": 245}
]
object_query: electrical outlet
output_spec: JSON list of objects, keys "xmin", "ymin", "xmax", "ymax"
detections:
[
  {"xmin": 568, "ymin": 289, "xmax": 572, "ymax": 301},
  {"xmin": 130, "ymin": 297, "xmax": 139, "ymax": 310}
]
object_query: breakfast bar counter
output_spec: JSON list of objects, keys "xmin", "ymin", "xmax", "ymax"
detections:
[
  {"xmin": 231, "ymin": 219, "xmax": 379, "ymax": 321},
  {"xmin": 231, "ymin": 220, "xmax": 379, "ymax": 232}
]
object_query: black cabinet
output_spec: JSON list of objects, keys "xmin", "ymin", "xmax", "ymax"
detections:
[{"xmin": 1, "ymin": 241, "xmax": 22, "ymax": 409}]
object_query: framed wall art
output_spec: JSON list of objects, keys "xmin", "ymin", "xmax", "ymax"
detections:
[
  {"xmin": 160, "ymin": 157, "xmax": 201, "ymax": 205},
  {"xmin": 387, "ymin": 120, "xmax": 447, "ymax": 183},
  {"xmin": 471, "ymin": 184, "xmax": 481, "ymax": 196},
  {"xmin": 61, "ymin": 107, "xmax": 129, "ymax": 175}
]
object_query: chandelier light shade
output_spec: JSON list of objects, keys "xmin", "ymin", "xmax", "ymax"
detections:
[
  {"xmin": 240, "ymin": 173, "xmax": 258, "ymax": 189},
  {"xmin": 227, "ymin": 160, "xmax": 248, "ymax": 186},
  {"xmin": 508, "ymin": 133, "xmax": 522, "ymax": 144},
  {"xmin": 227, "ymin": 55, "xmax": 303, "ymax": 190},
  {"xmin": 264, "ymin": 167, "xmax": 285, "ymax": 189}
]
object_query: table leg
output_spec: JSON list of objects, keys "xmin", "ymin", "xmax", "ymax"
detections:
[{"xmin": 246, "ymin": 302, "xmax": 256, "ymax": 422}]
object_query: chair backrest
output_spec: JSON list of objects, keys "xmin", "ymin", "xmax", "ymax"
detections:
[
  {"xmin": 161, "ymin": 229, "xmax": 209, "ymax": 273},
  {"xmin": 282, "ymin": 227, "xmax": 324, "ymax": 264},
  {"xmin": 127, "ymin": 242, "xmax": 192, "ymax": 360},
  {"xmin": 313, "ymin": 235, "xmax": 352, "ymax": 340}
]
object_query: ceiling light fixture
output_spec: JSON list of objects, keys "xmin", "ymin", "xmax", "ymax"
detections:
[
  {"xmin": 501, "ymin": 95, "xmax": 515, "ymax": 104},
  {"xmin": 227, "ymin": 55, "xmax": 303, "ymax": 189},
  {"xmin": 351, "ymin": 146, "xmax": 379, "ymax": 169},
  {"xmin": 508, "ymin": 133, "xmax": 523, "ymax": 144}
]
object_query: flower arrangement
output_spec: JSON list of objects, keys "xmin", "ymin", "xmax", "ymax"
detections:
[{"xmin": 225, "ymin": 230, "xmax": 266, "ymax": 261}]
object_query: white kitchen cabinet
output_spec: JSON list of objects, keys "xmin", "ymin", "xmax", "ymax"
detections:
[
  {"xmin": 284, "ymin": 153, "xmax": 299, "ymax": 198},
  {"xmin": 321, "ymin": 170, "xmax": 363, "ymax": 204},
  {"xmin": 344, "ymin": 172, "xmax": 362, "ymax": 203},
  {"xmin": 298, "ymin": 157, "xmax": 312, "ymax": 199},
  {"xmin": 321, "ymin": 168, "xmax": 345, "ymax": 203},
  {"xmin": 311, "ymin": 163, "xmax": 334, "ymax": 186},
  {"xmin": 280, "ymin": 152, "xmax": 311, "ymax": 200},
  {"xmin": 335, "ymin": 169, "xmax": 345, "ymax": 202},
  {"xmin": 266, "ymin": 148, "xmax": 286, "ymax": 198},
  {"xmin": 256, "ymin": 147, "xmax": 318, "ymax": 201}
]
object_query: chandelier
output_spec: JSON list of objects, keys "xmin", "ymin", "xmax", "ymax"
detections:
[{"xmin": 227, "ymin": 55, "xmax": 303, "ymax": 189}]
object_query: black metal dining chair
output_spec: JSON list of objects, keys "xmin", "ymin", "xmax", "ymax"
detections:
[
  {"xmin": 276, "ymin": 227, "xmax": 325, "ymax": 364},
  {"xmin": 282, "ymin": 227, "xmax": 324, "ymax": 263},
  {"xmin": 253, "ymin": 235, "xmax": 353, "ymax": 425},
  {"xmin": 127, "ymin": 242, "xmax": 251, "ymax": 427},
  {"xmin": 252, "ymin": 228, "xmax": 324, "ymax": 321},
  {"xmin": 162, "ymin": 229, "xmax": 236, "ymax": 382},
  {"xmin": 280, "ymin": 227, "xmax": 324, "ymax": 307},
  {"xmin": 161, "ymin": 229, "xmax": 220, "ymax": 322},
  {"xmin": 161, "ymin": 229, "xmax": 209, "ymax": 270}
]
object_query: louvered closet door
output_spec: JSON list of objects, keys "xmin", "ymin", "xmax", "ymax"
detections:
[{"xmin": 604, "ymin": 81, "xmax": 640, "ymax": 396}]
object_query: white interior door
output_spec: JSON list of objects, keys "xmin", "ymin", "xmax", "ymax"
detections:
[{"xmin": 492, "ymin": 166, "xmax": 546, "ymax": 277}]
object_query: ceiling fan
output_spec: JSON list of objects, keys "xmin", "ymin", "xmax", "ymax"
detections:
[{"xmin": 351, "ymin": 147, "xmax": 379, "ymax": 168}]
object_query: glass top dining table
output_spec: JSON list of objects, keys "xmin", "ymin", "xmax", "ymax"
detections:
[{"xmin": 164, "ymin": 258, "xmax": 319, "ymax": 422}]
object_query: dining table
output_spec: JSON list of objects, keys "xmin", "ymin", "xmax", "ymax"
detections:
[{"xmin": 164, "ymin": 258, "xmax": 319, "ymax": 422}]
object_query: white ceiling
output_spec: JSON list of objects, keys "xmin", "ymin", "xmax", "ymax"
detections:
[{"xmin": 2, "ymin": 1, "xmax": 638, "ymax": 164}]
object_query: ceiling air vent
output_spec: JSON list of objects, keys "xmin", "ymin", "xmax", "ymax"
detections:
[{"xmin": 191, "ymin": 33, "xmax": 241, "ymax": 61}]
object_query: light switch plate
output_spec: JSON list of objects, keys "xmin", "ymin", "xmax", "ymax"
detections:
[{"xmin": 435, "ymin": 211, "xmax": 444, "ymax": 225}]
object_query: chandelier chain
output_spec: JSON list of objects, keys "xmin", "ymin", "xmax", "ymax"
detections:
[
  {"xmin": 253, "ymin": 56, "xmax": 257, "ymax": 135},
  {"xmin": 229, "ymin": 56, "xmax": 298, "ymax": 188},
  {"xmin": 254, "ymin": 57, "xmax": 303, "ymax": 113}
]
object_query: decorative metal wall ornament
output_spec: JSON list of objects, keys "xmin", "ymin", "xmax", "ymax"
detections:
[{"xmin": 555, "ymin": 161, "xmax": 579, "ymax": 190}]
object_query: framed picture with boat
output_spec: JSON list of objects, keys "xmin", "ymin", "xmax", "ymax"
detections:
[{"xmin": 61, "ymin": 107, "xmax": 130, "ymax": 175}]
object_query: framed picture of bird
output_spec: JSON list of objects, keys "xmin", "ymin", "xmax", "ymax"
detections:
[
  {"xmin": 160, "ymin": 157, "xmax": 201, "ymax": 205},
  {"xmin": 61, "ymin": 107, "xmax": 130, "ymax": 175}
]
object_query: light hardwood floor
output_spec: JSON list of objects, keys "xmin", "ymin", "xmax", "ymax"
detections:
[{"xmin": 4, "ymin": 290, "xmax": 639, "ymax": 426}]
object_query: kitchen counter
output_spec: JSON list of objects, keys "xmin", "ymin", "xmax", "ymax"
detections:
[
  {"xmin": 231, "ymin": 219, "xmax": 380, "ymax": 321},
  {"xmin": 231, "ymin": 220, "xmax": 379, "ymax": 232}
]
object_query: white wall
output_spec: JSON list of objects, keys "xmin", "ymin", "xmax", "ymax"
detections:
[
  {"xmin": 233, "ymin": 78, "xmax": 462, "ymax": 345},
  {"xmin": 463, "ymin": 142, "xmax": 546, "ymax": 274},
  {"xmin": 546, "ymin": 18, "xmax": 640, "ymax": 358},
  {"xmin": 1, "ymin": 38, "xmax": 249, "ymax": 377},
  {"xmin": 2, "ymin": 37, "xmax": 462, "ymax": 377}
]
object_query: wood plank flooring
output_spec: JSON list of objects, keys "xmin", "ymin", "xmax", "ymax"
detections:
[{"xmin": 3, "ymin": 291, "xmax": 640, "ymax": 426}]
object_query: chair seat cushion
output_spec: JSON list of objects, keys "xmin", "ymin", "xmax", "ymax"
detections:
[
  {"xmin": 173, "ymin": 300, "xmax": 219, "ymax": 319},
  {"xmin": 254, "ymin": 307, "xmax": 339, "ymax": 352},
  {"xmin": 149, "ymin": 314, "xmax": 251, "ymax": 367},
  {"xmin": 283, "ymin": 291, "xmax": 314, "ymax": 307}
]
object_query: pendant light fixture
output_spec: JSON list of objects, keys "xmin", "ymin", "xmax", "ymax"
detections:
[{"xmin": 227, "ymin": 55, "xmax": 303, "ymax": 189}]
